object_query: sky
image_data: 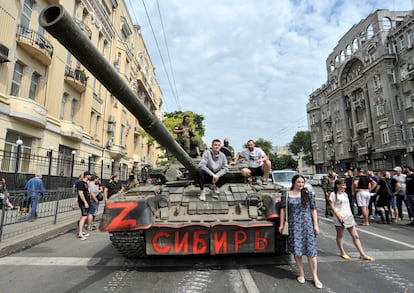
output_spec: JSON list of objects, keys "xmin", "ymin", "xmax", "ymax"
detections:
[{"xmin": 126, "ymin": 0, "xmax": 414, "ymax": 151}]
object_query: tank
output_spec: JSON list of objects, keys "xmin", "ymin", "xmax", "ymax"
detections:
[{"xmin": 39, "ymin": 5, "xmax": 286, "ymax": 258}]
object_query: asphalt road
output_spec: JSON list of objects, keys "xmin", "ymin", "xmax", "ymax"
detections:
[{"xmin": 0, "ymin": 186, "xmax": 413, "ymax": 293}]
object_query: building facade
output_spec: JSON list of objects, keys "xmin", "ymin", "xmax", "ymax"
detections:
[
  {"xmin": 308, "ymin": 9, "xmax": 414, "ymax": 173},
  {"xmin": 0, "ymin": 0, "xmax": 163, "ymax": 181}
]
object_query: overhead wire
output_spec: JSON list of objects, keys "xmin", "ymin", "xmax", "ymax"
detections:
[{"xmin": 140, "ymin": 0, "xmax": 182, "ymax": 111}]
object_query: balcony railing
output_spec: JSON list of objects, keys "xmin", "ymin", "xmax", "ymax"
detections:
[
  {"xmin": 64, "ymin": 66, "xmax": 87, "ymax": 92},
  {"xmin": 356, "ymin": 121, "xmax": 368, "ymax": 133},
  {"xmin": 16, "ymin": 25, "xmax": 53, "ymax": 65}
]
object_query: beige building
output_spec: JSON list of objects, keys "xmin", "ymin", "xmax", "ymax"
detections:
[
  {"xmin": 308, "ymin": 9, "xmax": 414, "ymax": 173},
  {"xmin": 0, "ymin": 0, "xmax": 163, "ymax": 181}
]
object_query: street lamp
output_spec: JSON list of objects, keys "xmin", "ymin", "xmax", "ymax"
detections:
[
  {"xmin": 111, "ymin": 159, "xmax": 114, "ymax": 175},
  {"xmin": 47, "ymin": 146, "xmax": 53, "ymax": 188},
  {"xmin": 100, "ymin": 157, "xmax": 104, "ymax": 180},
  {"xmin": 14, "ymin": 139, "xmax": 23, "ymax": 174},
  {"xmin": 70, "ymin": 150, "xmax": 76, "ymax": 181}
]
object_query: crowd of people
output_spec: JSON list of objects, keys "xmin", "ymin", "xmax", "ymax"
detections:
[{"xmin": 323, "ymin": 166, "xmax": 414, "ymax": 226}]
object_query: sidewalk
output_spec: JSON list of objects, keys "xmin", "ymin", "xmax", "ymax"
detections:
[{"xmin": 0, "ymin": 209, "xmax": 102, "ymax": 257}]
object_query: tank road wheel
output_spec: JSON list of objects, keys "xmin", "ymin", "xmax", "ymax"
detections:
[{"xmin": 110, "ymin": 231, "xmax": 146, "ymax": 258}]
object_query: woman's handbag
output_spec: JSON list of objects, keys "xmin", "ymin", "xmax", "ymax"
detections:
[{"xmin": 281, "ymin": 192, "xmax": 289, "ymax": 236}]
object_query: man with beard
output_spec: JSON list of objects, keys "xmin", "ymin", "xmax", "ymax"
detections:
[{"xmin": 230, "ymin": 139, "xmax": 271, "ymax": 185}]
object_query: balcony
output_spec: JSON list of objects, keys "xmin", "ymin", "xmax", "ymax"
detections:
[
  {"xmin": 73, "ymin": 18, "xmax": 92, "ymax": 39},
  {"xmin": 8, "ymin": 96, "xmax": 47, "ymax": 128},
  {"xmin": 16, "ymin": 25, "xmax": 53, "ymax": 65},
  {"xmin": 60, "ymin": 120, "xmax": 83, "ymax": 141},
  {"xmin": 356, "ymin": 121, "xmax": 368, "ymax": 133},
  {"xmin": 64, "ymin": 66, "xmax": 87, "ymax": 92},
  {"xmin": 107, "ymin": 143, "xmax": 126, "ymax": 159}
]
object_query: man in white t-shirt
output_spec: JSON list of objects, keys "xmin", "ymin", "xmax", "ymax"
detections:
[{"xmin": 230, "ymin": 139, "xmax": 271, "ymax": 184}]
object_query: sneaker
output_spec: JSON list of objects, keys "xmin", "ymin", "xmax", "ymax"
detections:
[
  {"xmin": 213, "ymin": 186, "xmax": 220, "ymax": 195},
  {"xmin": 78, "ymin": 234, "xmax": 87, "ymax": 240},
  {"xmin": 81, "ymin": 232, "xmax": 90, "ymax": 237},
  {"xmin": 199, "ymin": 190, "xmax": 206, "ymax": 201},
  {"xmin": 86, "ymin": 227, "xmax": 94, "ymax": 231}
]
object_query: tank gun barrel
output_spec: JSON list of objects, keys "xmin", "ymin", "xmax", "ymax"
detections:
[{"xmin": 39, "ymin": 5, "xmax": 197, "ymax": 176}]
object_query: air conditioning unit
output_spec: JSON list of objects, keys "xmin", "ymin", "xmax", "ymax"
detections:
[
  {"xmin": 0, "ymin": 43, "xmax": 10, "ymax": 63},
  {"xmin": 407, "ymin": 146, "xmax": 414, "ymax": 153}
]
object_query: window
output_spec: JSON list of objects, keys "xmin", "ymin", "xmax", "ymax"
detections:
[
  {"xmin": 400, "ymin": 35, "xmax": 406, "ymax": 49},
  {"xmin": 10, "ymin": 62, "xmax": 24, "ymax": 96},
  {"xmin": 20, "ymin": 0, "xmax": 33, "ymax": 28},
  {"xmin": 367, "ymin": 24, "xmax": 374, "ymax": 39},
  {"xmin": 360, "ymin": 31, "xmax": 366, "ymax": 44},
  {"xmin": 340, "ymin": 51, "xmax": 345, "ymax": 62},
  {"xmin": 29, "ymin": 72, "xmax": 40, "ymax": 100},
  {"xmin": 408, "ymin": 30, "xmax": 414, "ymax": 48},
  {"xmin": 352, "ymin": 39, "xmax": 359, "ymax": 51},
  {"xmin": 2, "ymin": 131, "xmax": 32, "ymax": 173},
  {"xmin": 396, "ymin": 95, "xmax": 401, "ymax": 111},
  {"xmin": 381, "ymin": 130, "xmax": 390, "ymax": 144},
  {"xmin": 120, "ymin": 124, "xmax": 125, "ymax": 146},
  {"xmin": 410, "ymin": 126, "xmax": 414, "ymax": 139},
  {"xmin": 346, "ymin": 44, "xmax": 352, "ymax": 56},
  {"xmin": 382, "ymin": 17, "xmax": 392, "ymax": 31},
  {"xmin": 406, "ymin": 95, "xmax": 413, "ymax": 108},
  {"xmin": 375, "ymin": 100, "xmax": 385, "ymax": 116},
  {"xmin": 60, "ymin": 93, "xmax": 67, "ymax": 120}
]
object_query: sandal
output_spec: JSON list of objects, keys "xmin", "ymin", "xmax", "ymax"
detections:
[
  {"xmin": 314, "ymin": 280, "xmax": 323, "ymax": 289},
  {"xmin": 360, "ymin": 256, "xmax": 375, "ymax": 261},
  {"xmin": 296, "ymin": 276, "xmax": 305, "ymax": 284},
  {"xmin": 341, "ymin": 254, "xmax": 350, "ymax": 260}
]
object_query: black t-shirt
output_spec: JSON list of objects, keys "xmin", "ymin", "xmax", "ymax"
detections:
[
  {"xmin": 106, "ymin": 182, "xmax": 122, "ymax": 198},
  {"xmin": 76, "ymin": 180, "xmax": 90, "ymax": 205},
  {"xmin": 357, "ymin": 175, "xmax": 370, "ymax": 189},
  {"xmin": 406, "ymin": 173, "xmax": 414, "ymax": 195}
]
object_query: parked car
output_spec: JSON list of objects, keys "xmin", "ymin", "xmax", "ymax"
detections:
[
  {"xmin": 308, "ymin": 173, "xmax": 328, "ymax": 186},
  {"xmin": 271, "ymin": 170, "xmax": 314, "ymax": 193}
]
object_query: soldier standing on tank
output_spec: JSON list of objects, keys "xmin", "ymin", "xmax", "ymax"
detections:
[
  {"xmin": 126, "ymin": 171, "xmax": 139, "ymax": 190},
  {"xmin": 222, "ymin": 138, "xmax": 235, "ymax": 160},
  {"xmin": 173, "ymin": 115, "xmax": 200, "ymax": 155},
  {"xmin": 198, "ymin": 139, "xmax": 231, "ymax": 201}
]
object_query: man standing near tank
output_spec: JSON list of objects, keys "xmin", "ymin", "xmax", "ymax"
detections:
[
  {"xmin": 198, "ymin": 139, "xmax": 231, "ymax": 201},
  {"xmin": 230, "ymin": 139, "xmax": 271, "ymax": 184}
]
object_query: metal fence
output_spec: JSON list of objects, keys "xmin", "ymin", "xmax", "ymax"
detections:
[{"xmin": 0, "ymin": 188, "xmax": 77, "ymax": 241}]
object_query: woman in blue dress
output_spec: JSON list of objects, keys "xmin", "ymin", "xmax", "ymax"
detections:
[{"xmin": 278, "ymin": 174, "xmax": 322, "ymax": 289}]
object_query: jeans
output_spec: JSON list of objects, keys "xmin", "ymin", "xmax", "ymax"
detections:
[
  {"xmin": 407, "ymin": 194, "xmax": 414, "ymax": 221},
  {"xmin": 30, "ymin": 195, "xmax": 40, "ymax": 219}
]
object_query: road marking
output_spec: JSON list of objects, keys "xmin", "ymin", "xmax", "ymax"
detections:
[
  {"xmin": 238, "ymin": 266, "xmax": 260, "ymax": 293},
  {"xmin": 319, "ymin": 217, "xmax": 414, "ymax": 249}
]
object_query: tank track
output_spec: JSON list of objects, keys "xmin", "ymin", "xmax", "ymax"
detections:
[{"xmin": 110, "ymin": 231, "xmax": 146, "ymax": 258}]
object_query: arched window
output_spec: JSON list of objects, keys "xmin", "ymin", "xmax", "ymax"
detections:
[
  {"xmin": 346, "ymin": 44, "xmax": 352, "ymax": 55},
  {"xmin": 382, "ymin": 17, "xmax": 392, "ymax": 31},
  {"xmin": 340, "ymin": 50, "xmax": 346, "ymax": 62},
  {"xmin": 367, "ymin": 24, "xmax": 374, "ymax": 39},
  {"xmin": 352, "ymin": 39, "xmax": 359, "ymax": 51}
]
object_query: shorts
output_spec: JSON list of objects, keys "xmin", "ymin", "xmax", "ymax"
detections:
[
  {"xmin": 357, "ymin": 191, "xmax": 371, "ymax": 207},
  {"xmin": 89, "ymin": 202, "xmax": 99, "ymax": 216},
  {"xmin": 390, "ymin": 194, "xmax": 397, "ymax": 209},
  {"xmin": 249, "ymin": 166, "xmax": 264, "ymax": 177},
  {"xmin": 79, "ymin": 206, "xmax": 89, "ymax": 217}
]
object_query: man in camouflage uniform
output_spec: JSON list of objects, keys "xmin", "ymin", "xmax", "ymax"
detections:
[
  {"xmin": 173, "ymin": 115, "xmax": 200, "ymax": 155},
  {"xmin": 322, "ymin": 170, "xmax": 337, "ymax": 217}
]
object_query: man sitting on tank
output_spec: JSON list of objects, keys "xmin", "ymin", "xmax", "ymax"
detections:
[
  {"xmin": 173, "ymin": 114, "xmax": 201, "ymax": 156},
  {"xmin": 197, "ymin": 139, "xmax": 231, "ymax": 201},
  {"xmin": 230, "ymin": 139, "xmax": 271, "ymax": 185}
]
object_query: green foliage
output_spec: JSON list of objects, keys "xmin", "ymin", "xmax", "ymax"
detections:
[
  {"xmin": 272, "ymin": 154, "xmax": 298, "ymax": 170},
  {"xmin": 288, "ymin": 131, "xmax": 313, "ymax": 165},
  {"xmin": 254, "ymin": 138, "xmax": 273, "ymax": 156},
  {"xmin": 163, "ymin": 111, "xmax": 205, "ymax": 142}
]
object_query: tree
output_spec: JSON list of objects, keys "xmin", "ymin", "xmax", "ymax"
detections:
[
  {"xmin": 254, "ymin": 138, "xmax": 273, "ymax": 156},
  {"xmin": 272, "ymin": 154, "xmax": 298, "ymax": 170},
  {"xmin": 288, "ymin": 131, "xmax": 313, "ymax": 165}
]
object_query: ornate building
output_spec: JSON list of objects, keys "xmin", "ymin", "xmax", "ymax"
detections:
[
  {"xmin": 0, "ymin": 0, "xmax": 163, "ymax": 181},
  {"xmin": 308, "ymin": 9, "xmax": 414, "ymax": 173}
]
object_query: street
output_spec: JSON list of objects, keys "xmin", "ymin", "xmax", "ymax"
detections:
[{"xmin": 0, "ymin": 186, "xmax": 413, "ymax": 293}]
